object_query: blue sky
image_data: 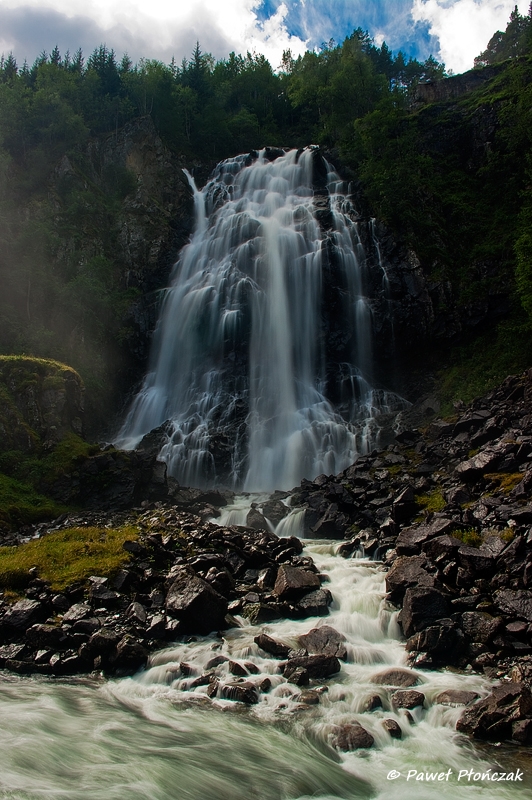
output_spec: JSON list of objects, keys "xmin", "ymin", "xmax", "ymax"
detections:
[{"xmin": 0, "ymin": 1, "xmax": 529, "ymax": 75}]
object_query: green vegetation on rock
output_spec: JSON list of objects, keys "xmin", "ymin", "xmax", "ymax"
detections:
[{"xmin": 0, "ymin": 525, "xmax": 139, "ymax": 592}]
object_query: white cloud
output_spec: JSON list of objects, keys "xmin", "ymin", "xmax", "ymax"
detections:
[
  {"xmin": 412, "ymin": 0, "xmax": 530, "ymax": 73},
  {"xmin": 0, "ymin": 0, "xmax": 308, "ymax": 66}
]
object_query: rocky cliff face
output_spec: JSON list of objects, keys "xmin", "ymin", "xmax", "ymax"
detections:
[
  {"xmin": 51, "ymin": 116, "xmax": 195, "ymax": 426},
  {"xmin": 0, "ymin": 357, "xmax": 84, "ymax": 453}
]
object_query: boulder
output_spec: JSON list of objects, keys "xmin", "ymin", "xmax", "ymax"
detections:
[
  {"xmin": 220, "ymin": 682, "xmax": 259, "ymax": 704},
  {"xmin": 382, "ymin": 719, "xmax": 402, "ymax": 738},
  {"xmin": 436, "ymin": 689, "xmax": 479, "ymax": 706},
  {"xmin": 370, "ymin": 668, "xmax": 420, "ymax": 687},
  {"xmin": 295, "ymin": 588, "xmax": 332, "ymax": 617},
  {"xmin": 283, "ymin": 654, "xmax": 341, "ymax": 680},
  {"xmin": 273, "ymin": 565, "xmax": 320, "ymax": 600},
  {"xmin": 2, "ymin": 599, "xmax": 45, "ymax": 630},
  {"xmin": 461, "ymin": 611, "xmax": 502, "ymax": 644},
  {"xmin": 165, "ymin": 566, "xmax": 228, "ymax": 634},
  {"xmin": 298, "ymin": 626, "xmax": 347, "ymax": 660},
  {"xmin": 392, "ymin": 689, "xmax": 425, "ymax": 709},
  {"xmin": 254, "ymin": 633, "xmax": 291, "ymax": 658},
  {"xmin": 494, "ymin": 590, "xmax": 532, "ymax": 622},
  {"xmin": 405, "ymin": 620, "xmax": 464, "ymax": 665},
  {"xmin": 386, "ymin": 556, "xmax": 439, "ymax": 602},
  {"xmin": 456, "ymin": 683, "xmax": 532, "ymax": 740},
  {"xmin": 331, "ymin": 723, "xmax": 374, "ymax": 750},
  {"xmin": 401, "ymin": 587, "xmax": 450, "ymax": 638},
  {"xmin": 395, "ymin": 519, "xmax": 456, "ymax": 556}
]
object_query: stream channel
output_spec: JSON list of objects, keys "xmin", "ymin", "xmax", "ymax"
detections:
[{"xmin": 1, "ymin": 497, "xmax": 531, "ymax": 799}]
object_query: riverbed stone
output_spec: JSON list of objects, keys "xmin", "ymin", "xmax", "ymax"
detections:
[
  {"xmin": 331, "ymin": 723, "xmax": 374, "ymax": 751},
  {"xmin": 283, "ymin": 654, "xmax": 341, "ymax": 680},
  {"xmin": 456, "ymin": 682, "xmax": 532, "ymax": 740},
  {"xmin": 253, "ymin": 633, "xmax": 291, "ymax": 658},
  {"xmin": 298, "ymin": 625, "xmax": 347, "ymax": 660},
  {"xmin": 392, "ymin": 689, "xmax": 425, "ymax": 709},
  {"xmin": 165, "ymin": 566, "xmax": 228, "ymax": 634},
  {"xmin": 371, "ymin": 668, "xmax": 420, "ymax": 687},
  {"xmin": 401, "ymin": 587, "xmax": 451, "ymax": 638},
  {"xmin": 382, "ymin": 719, "xmax": 402, "ymax": 738},
  {"xmin": 273, "ymin": 565, "xmax": 320, "ymax": 599},
  {"xmin": 436, "ymin": 690, "xmax": 479, "ymax": 706}
]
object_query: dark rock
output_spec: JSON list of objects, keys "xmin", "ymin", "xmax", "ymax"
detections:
[
  {"xmin": 246, "ymin": 508, "xmax": 269, "ymax": 530},
  {"xmin": 273, "ymin": 565, "xmax": 320, "ymax": 599},
  {"xmin": 386, "ymin": 555, "xmax": 439, "ymax": 602},
  {"xmin": 114, "ymin": 635, "xmax": 148, "ymax": 670},
  {"xmin": 253, "ymin": 633, "xmax": 291, "ymax": 658},
  {"xmin": 512, "ymin": 718, "xmax": 532, "ymax": 744},
  {"xmin": 364, "ymin": 694, "xmax": 383, "ymax": 711},
  {"xmin": 406, "ymin": 620, "xmax": 464, "ymax": 664},
  {"xmin": 242, "ymin": 603, "xmax": 282, "ymax": 624},
  {"xmin": 455, "ymin": 450, "xmax": 501, "ymax": 480},
  {"xmin": 220, "ymin": 682, "xmax": 259, "ymax": 704},
  {"xmin": 287, "ymin": 666, "xmax": 310, "ymax": 686},
  {"xmin": 436, "ymin": 690, "xmax": 479, "ymax": 706},
  {"xmin": 401, "ymin": 587, "xmax": 450, "ymax": 638},
  {"xmin": 88, "ymin": 628, "xmax": 121, "ymax": 654},
  {"xmin": 295, "ymin": 588, "xmax": 332, "ymax": 617},
  {"xmin": 298, "ymin": 625, "xmax": 347, "ymax": 660},
  {"xmin": 456, "ymin": 682, "xmax": 532, "ymax": 740},
  {"xmin": 25, "ymin": 623, "xmax": 65, "ymax": 649},
  {"xmin": 127, "ymin": 601, "xmax": 147, "ymax": 625},
  {"xmin": 382, "ymin": 719, "xmax": 402, "ymax": 738},
  {"xmin": 392, "ymin": 689, "xmax": 425, "ymax": 709},
  {"xmin": 371, "ymin": 668, "xmax": 420, "ymax": 687},
  {"xmin": 165, "ymin": 566, "xmax": 228, "ymax": 634},
  {"xmin": 457, "ymin": 547, "xmax": 495, "ymax": 576},
  {"xmin": 262, "ymin": 499, "xmax": 289, "ymax": 526},
  {"xmin": 62, "ymin": 603, "xmax": 92, "ymax": 623},
  {"xmin": 229, "ymin": 660, "xmax": 248, "ymax": 677},
  {"xmin": 331, "ymin": 723, "xmax": 374, "ymax": 750},
  {"xmin": 2, "ymin": 599, "xmax": 45, "ymax": 630},
  {"xmin": 283, "ymin": 654, "xmax": 341, "ymax": 680},
  {"xmin": 494, "ymin": 590, "xmax": 532, "ymax": 622},
  {"xmin": 396, "ymin": 519, "xmax": 456, "ymax": 556},
  {"xmin": 462, "ymin": 611, "xmax": 502, "ymax": 644},
  {"xmin": 298, "ymin": 690, "xmax": 320, "ymax": 704}
]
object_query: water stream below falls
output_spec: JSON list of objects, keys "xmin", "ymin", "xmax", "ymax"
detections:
[{"xmin": 1, "ymin": 526, "xmax": 530, "ymax": 799}]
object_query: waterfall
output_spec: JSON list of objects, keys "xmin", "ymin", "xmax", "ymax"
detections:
[{"xmin": 116, "ymin": 147, "xmax": 406, "ymax": 490}]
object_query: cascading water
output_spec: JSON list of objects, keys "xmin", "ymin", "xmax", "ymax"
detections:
[{"xmin": 116, "ymin": 147, "xmax": 406, "ymax": 490}]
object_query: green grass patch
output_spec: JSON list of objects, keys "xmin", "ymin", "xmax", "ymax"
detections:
[
  {"xmin": 0, "ymin": 473, "xmax": 66, "ymax": 527},
  {"xmin": 453, "ymin": 528, "xmax": 483, "ymax": 548},
  {"xmin": 415, "ymin": 488, "xmax": 446, "ymax": 513},
  {"xmin": 484, "ymin": 472, "xmax": 524, "ymax": 493},
  {"xmin": 0, "ymin": 525, "xmax": 139, "ymax": 592}
]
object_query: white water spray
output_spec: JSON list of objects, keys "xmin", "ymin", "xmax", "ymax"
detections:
[{"xmin": 117, "ymin": 148, "xmax": 406, "ymax": 489}]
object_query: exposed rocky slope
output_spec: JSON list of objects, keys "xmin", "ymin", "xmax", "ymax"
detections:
[{"xmin": 2, "ymin": 368, "xmax": 532, "ymax": 744}]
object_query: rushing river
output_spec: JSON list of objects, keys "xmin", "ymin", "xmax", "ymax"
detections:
[{"xmin": 2, "ymin": 524, "xmax": 531, "ymax": 800}]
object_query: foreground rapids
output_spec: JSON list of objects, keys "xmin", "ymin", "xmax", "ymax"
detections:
[{"xmin": 1, "ymin": 535, "xmax": 530, "ymax": 799}]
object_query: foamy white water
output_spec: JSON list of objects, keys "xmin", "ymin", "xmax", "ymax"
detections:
[
  {"xmin": 116, "ymin": 148, "xmax": 407, "ymax": 490},
  {"xmin": 1, "ymin": 530, "xmax": 529, "ymax": 799}
]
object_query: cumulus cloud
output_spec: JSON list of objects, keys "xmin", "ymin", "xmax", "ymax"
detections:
[
  {"xmin": 0, "ymin": 0, "xmax": 308, "ymax": 67},
  {"xmin": 412, "ymin": 0, "xmax": 530, "ymax": 73}
]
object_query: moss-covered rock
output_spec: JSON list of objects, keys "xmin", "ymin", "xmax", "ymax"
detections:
[{"xmin": 0, "ymin": 356, "xmax": 84, "ymax": 454}]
